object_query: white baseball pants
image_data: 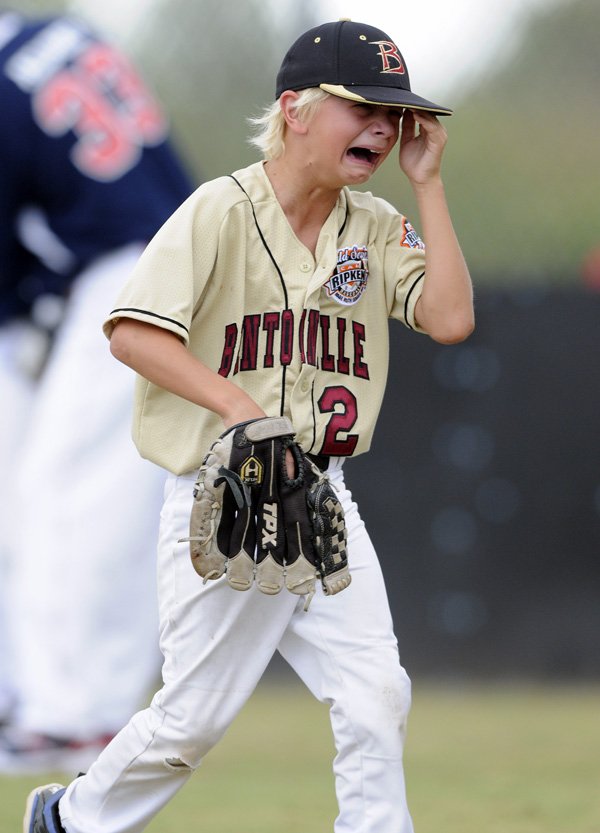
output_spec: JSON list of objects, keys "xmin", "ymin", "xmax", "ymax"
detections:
[
  {"xmin": 0, "ymin": 322, "xmax": 35, "ymax": 717},
  {"xmin": 60, "ymin": 464, "xmax": 414, "ymax": 833},
  {"xmin": 1, "ymin": 245, "xmax": 163, "ymax": 738}
]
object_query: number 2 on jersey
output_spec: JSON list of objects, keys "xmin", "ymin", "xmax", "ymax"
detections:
[{"xmin": 318, "ymin": 386, "xmax": 358, "ymax": 456}]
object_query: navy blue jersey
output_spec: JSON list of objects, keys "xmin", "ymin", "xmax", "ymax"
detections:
[{"xmin": 0, "ymin": 12, "xmax": 194, "ymax": 324}]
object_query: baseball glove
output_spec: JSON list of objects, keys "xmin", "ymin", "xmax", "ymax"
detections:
[{"xmin": 181, "ymin": 416, "xmax": 350, "ymax": 609}]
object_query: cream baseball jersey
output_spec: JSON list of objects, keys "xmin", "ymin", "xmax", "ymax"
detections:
[{"xmin": 103, "ymin": 161, "xmax": 427, "ymax": 475}]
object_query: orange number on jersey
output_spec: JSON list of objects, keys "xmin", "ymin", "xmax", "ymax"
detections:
[
  {"xmin": 318, "ymin": 386, "xmax": 358, "ymax": 456},
  {"xmin": 32, "ymin": 43, "xmax": 167, "ymax": 181}
]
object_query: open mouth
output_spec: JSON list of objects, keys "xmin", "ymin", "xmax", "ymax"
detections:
[{"xmin": 347, "ymin": 147, "xmax": 380, "ymax": 165}]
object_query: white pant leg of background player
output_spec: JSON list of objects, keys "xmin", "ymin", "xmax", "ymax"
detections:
[
  {"xmin": 9, "ymin": 245, "xmax": 163, "ymax": 739},
  {"xmin": 60, "ymin": 465, "xmax": 413, "ymax": 833},
  {"xmin": 0, "ymin": 323, "xmax": 36, "ymax": 719}
]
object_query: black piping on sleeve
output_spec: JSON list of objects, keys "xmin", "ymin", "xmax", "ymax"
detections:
[
  {"xmin": 109, "ymin": 307, "xmax": 189, "ymax": 335},
  {"xmin": 403, "ymin": 271, "xmax": 425, "ymax": 330}
]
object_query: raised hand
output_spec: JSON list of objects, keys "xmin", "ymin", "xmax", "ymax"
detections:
[{"xmin": 399, "ymin": 110, "xmax": 448, "ymax": 187}]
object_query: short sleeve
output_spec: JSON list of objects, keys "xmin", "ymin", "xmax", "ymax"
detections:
[
  {"xmin": 102, "ymin": 183, "xmax": 223, "ymax": 343},
  {"xmin": 383, "ymin": 213, "xmax": 427, "ymax": 332}
]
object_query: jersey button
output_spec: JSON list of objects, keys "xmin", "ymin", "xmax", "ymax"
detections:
[{"xmin": 300, "ymin": 262, "xmax": 312, "ymax": 273}]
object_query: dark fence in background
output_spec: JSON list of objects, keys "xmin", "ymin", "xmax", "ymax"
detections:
[{"xmin": 342, "ymin": 285, "xmax": 600, "ymax": 680}]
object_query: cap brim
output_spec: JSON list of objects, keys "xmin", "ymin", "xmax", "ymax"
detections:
[{"xmin": 320, "ymin": 83, "xmax": 452, "ymax": 116}]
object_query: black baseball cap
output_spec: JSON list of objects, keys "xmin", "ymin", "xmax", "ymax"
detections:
[{"xmin": 276, "ymin": 19, "xmax": 452, "ymax": 116}]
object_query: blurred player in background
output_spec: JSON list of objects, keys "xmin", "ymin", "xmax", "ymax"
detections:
[{"xmin": 0, "ymin": 9, "xmax": 194, "ymax": 772}]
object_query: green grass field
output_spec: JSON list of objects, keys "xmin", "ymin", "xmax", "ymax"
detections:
[{"xmin": 2, "ymin": 680, "xmax": 599, "ymax": 832}]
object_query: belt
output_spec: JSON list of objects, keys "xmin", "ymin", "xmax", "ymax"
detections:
[{"xmin": 306, "ymin": 453, "xmax": 330, "ymax": 472}]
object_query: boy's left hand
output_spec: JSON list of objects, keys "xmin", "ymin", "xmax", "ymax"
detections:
[{"xmin": 399, "ymin": 110, "xmax": 447, "ymax": 186}]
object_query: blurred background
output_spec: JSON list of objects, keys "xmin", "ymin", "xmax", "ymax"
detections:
[{"xmin": 4, "ymin": 0, "xmax": 600, "ymax": 683}]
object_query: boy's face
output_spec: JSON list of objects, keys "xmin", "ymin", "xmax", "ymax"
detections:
[{"xmin": 302, "ymin": 94, "xmax": 402, "ymax": 187}]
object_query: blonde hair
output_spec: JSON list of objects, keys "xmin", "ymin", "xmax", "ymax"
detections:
[{"xmin": 248, "ymin": 88, "xmax": 330, "ymax": 160}]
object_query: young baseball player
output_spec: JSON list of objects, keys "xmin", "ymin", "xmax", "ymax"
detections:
[{"xmin": 25, "ymin": 19, "xmax": 473, "ymax": 833}]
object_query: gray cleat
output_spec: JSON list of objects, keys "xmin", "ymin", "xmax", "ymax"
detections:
[{"xmin": 23, "ymin": 783, "xmax": 66, "ymax": 833}]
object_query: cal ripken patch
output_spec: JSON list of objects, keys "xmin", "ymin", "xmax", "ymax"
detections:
[
  {"xmin": 399, "ymin": 218, "xmax": 425, "ymax": 249},
  {"xmin": 324, "ymin": 245, "xmax": 369, "ymax": 306}
]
